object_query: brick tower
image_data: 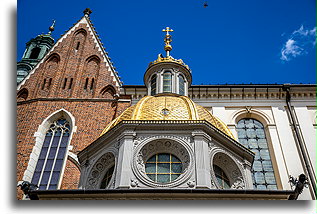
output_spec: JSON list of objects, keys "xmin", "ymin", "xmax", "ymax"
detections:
[{"xmin": 16, "ymin": 8, "xmax": 131, "ymax": 199}]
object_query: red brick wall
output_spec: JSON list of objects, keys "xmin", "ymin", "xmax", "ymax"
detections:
[{"xmin": 16, "ymin": 18, "xmax": 132, "ymax": 199}]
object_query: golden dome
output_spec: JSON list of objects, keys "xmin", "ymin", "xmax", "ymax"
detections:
[{"xmin": 101, "ymin": 94, "xmax": 235, "ymax": 139}]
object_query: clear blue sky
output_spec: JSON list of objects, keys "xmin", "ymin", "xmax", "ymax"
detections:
[{"xmin": 17, "ymin": 0, "xmax": 316, "ymax": 85}]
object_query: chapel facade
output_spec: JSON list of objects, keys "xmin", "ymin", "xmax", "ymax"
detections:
[{"xmin": 16, "ymin": 9, "xmax": 316, "ymax": 200}]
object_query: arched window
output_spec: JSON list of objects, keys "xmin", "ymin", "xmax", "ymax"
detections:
[
  {"xmin": 179, "ymin": 75, "xmax": 185, "ymax": 95},
  {"xmin": 213, "ymin": 165, "xmax": 230, "ymax": 189},
  {"xmin": 31, "ymin": 118, "xmax": 71, "ymax": 190},
  {"xmin": 100, "ymin": 165, "xmax": 115, "ymax": 189},
  {"xmin": 150, "ymin": 75, "xmax": 157, "ymax": 95},
  {"xmin": 163, "ymin": 71, "xmax": 172, "ymax": 93},
  {"xmin": 30, "ymin": 47, "xmax": 41, "ymax": 59},
  {"xmin": 145, "ymin": 153, "xmax": 182, "ymax": 183},
  {"xmin": 237, "ymin": 118, "xmax": 277, "ymax": 190}
]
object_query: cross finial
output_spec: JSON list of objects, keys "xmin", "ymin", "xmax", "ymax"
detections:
[
  {"xmin": 162, "ymin": 27, "xmax": 174, "ymax": 57},
  {"xmin": 83, "ymin": 8, "xmax": 92, "ymax": 16},
  {"xmin": 162, "ymin": 27, "xmax": 174, "ymax": 35}
]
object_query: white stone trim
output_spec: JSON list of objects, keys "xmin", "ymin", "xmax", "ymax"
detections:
[{"xmin": 22, "ymin": 109, "xmax": 76, "ymax": 190}]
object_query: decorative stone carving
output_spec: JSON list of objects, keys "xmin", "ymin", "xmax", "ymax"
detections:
[
  {"xmin": 85, "ymin": 152, "xmax": 115, "ymax": 189},
  {"xmin": 132, "ymin": 137, "xmax": 194, "ymax": 188},
  {"xmin": 130, "ymin": 179, "xmax": 139, "ymax": 187},
  {"xmin": 210, "ymin": 149, "xmax": 246, "ymax": 190},
  {"xmin": 187, "ymin": 180, "xmax": 195, "ymax": 188}
]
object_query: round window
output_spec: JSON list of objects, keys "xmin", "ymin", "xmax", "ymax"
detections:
[
  {"xmin": 214, "ymin": 165, "xmax": 230, "ymax": 189},
  {"xmin": 145, "ymin": 153, "xmax": 182, "ymax": 183}
]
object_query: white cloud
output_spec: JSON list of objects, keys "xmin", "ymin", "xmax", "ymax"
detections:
[{"xmin": 280, "ymin": 25, "xmax": 316, "ymax": 61}]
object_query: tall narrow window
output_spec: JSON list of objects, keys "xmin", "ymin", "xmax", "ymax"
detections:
[
  {"xmin": 237, "ymin": 118, "xmax": 277, "ymax": 190},
  {"xmin": 179, "ymin": 75, "xmax": 185, "ymax": 95},
  {"xmin": 42, "ymin": 79, "xmax": 46, "ymax": 90},
  {"xmin": 90, "ymin": 78, "xmax": 95, "ymax": 90},
  {"xmin": 62, "ymin": 78, "xmax": 67, "ymax": 89},
  {"xmin": 31, "ymin": 118, "xmax": 71, "ymax": 190},
  {"xmin": 163, "ymin": 71, "xmax": 172, "ymax": 93},
  {"xmin": 84, "ymin": 78, "xmax": 89, "ymax": 90},
  {"xmin": 30, "ymin": 47, "xmax": 41, "ymax": 59},
  {"xmin": 150, "ymin": 75, "xmax": 157, "ymax": 95},
  {"xmin": 47, "ymin": 78, "xmax": 52, "ymax": 89},
  {"xmin": 75, "ymin": 42, "xmax": 80, "ymax": 50},
  {"xmin": 69, "ymin": 78, "xmax": 73, "ymax": 89}
]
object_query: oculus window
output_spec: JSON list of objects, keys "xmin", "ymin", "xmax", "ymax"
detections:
[
  {"xmin": 237, "ymin": 118, "xmax": 277, "ymax": 190},
  {"xmin": 31, "ymin": 118, "xmax": 71, "ymax": 190},
  {"xmin": 145, "ymin": 153, "xmax": 182, "ymax": 183}
]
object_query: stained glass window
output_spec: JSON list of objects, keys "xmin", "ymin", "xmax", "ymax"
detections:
[
  {"xmin": 163, "ymin": 71, "xmax": 172, "ymax": 93},
  {"xmin": 100, "ymin": 165, "xmax": 115, "ymax": 189},
  {"xmin": 150, "ymin": 75, "xmax": 157, "ymax": 96},
  {"xmin": 31, "ymin": 118, "xmax": 71, "ymax": 190},
  {"xmin": 237, "ymin": 118, "xmax": 277, "ymax": 190},
  {"xmin": 145, "ymin": 153, "xmax": 182, "ymax": 183},
  {"xmin": 179, "ymin": 75, "xmax": 185, "ymax": 95},
  {"xmin": 214, "ymin": 165, "xmax": 230, "ymax": 189}
]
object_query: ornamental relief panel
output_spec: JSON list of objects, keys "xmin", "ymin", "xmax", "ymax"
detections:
[
  {"xmin": 85, "ymin": 151, "xmax": 116, "ymax": 189},
  {"xmin": 133, "ymin": 134, "xmax": 192, "ymax": 149},
  {"xmin": 210, "ymin": 149, "xmax": 246, "ymax": 190},
  {"xmin": 132, "ymin": 137, "xmax": 194, "ymax": 188}
]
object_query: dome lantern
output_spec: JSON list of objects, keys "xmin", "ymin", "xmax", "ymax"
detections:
[{"xmin": 144, "ymin": 27, "xmax": 192, "ymax": 96}]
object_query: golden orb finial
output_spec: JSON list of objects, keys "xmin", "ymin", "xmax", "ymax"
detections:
[
  {"xmin": 48, "ymin": 20, "xmax": 55, "ymax": 35},
  {"xmin": 162, "ymin": 27, "xmax": 174, "ymax": 56}
]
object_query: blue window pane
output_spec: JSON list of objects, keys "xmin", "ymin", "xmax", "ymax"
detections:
[
  {"xmin": 43, "ymin": 135, "xmax": 51, "ymax": 147},
  {"xmin": 147, "ymin": 174, "xmax": 156, "ymax": 182},
  {"xmin": 267, "ymin": 185, "xmax": 278, "ymax": 190},
  {"xmin": 265, "ymin": 172, "xmax": 277, "ymax": 184},
  {"xmin": 246, "ymin": 129, "xmax": 256, "ymax": 138},
  {"xmin": 237, "ymin": 129, "xmax": 246, "ymax": 138},
  {"xmin": 48, "ymin": 147, "xmax": 57, "ymax": 159},
  {"xmin": 171, "ymin": 163, "xmax": 182, "ymax": 173},
  {"xmin": 57, "ymin": 148, "xmax": 66, "ymax": 159},
  {"xmin": 60, "ymin": 136, "xmax": 69, "ymax": 147},
  {"xmin": 50, "ymin": 171, "xmax": 60, "ymax": 185},
  {"xmin": 256, "ymin": 185, "xmax": 267, "ymax": 190},
  {"xmin": 57, "ymin": 119, "xmax": 66, "ymax": 126},
  {"xmin": 171, "ymin": 155, "xmax": 181, "ymax": 162},
  {"xmin": 245, "ymin": 120, "xmax": 254, "ymax": 128},
  {"xmin": 254, "ymin": 120, "xmax": 263, "ymax": 128},
  {"xmin": 48, "ymin": 184, "xmax": 57, "ymax": 190},
  {"xmin": 157, "ymin": 163, "xmax": 170, "ymax": 173},
  {"xmin": 31, "ymin": 171, "xmax": 41, "ymax": 185},
  {"xmin": 254, "ymin": 172, "xmax": 265, "ymax": 184},
  {"xmin": 256, "ymin": 129, "xmax": 265, "ymax": 138},
  {"xmin": 157, "ymin": 174, "xmax": 170, "ymax": 183},
  {"xmin": 44, "ymin": 159, "xmax": 54, "ymax": 171},
  {"xmin": 252, "ymin": 161, "xmax": 262, "ymax": 171},
  {"xmin": 260, "ymin": 149, "xmax": 270, "ymax": 160},
  {"xmin": 52, "ymin": 135, "xmax": 60, "ymax": 147},
  {"xmin": 53, "ymin": 159, "xmax": 63, "ymax": 171},
  {"xmin": 248, "ymin": 139, "xmax": 258, "ymax": 148},
  {"xmin": 237, "ymin": 121, "xmax": 245, "ymax": 128},
  {"xmin": 145, "ymin": 163, "xmax": 156, "ymax": 173},
  {"xmin": 171, "ymin": 174, "xmax": 180, "ymax": 181},
  {"xmin": 258, "ymin": 139, "xmax": 268, "ymax": 148},
  {"xmin": 39, "ymin": 185, "xmax": 47, "ymax": 190},
  {"xmin": 35, "ymin": 159, "xmax": 45, "ymax": 172},
  {"xmin": 39, "ymin": 147, "xmax": 48, "ymax": 159},
  {"xmin": 147, "ymin": 155, "xmax": 156, "ymax": 162},
  {"xmin": 262, "ymin": 161, "xmax": 273, "ymax": 171},
  {"xmin": 158, "ymin": 154, "xmax": 170, "ymax": 162},
  {"xmin": 41, "ymin": 171, "xmax": 50, "ymax": 185}
]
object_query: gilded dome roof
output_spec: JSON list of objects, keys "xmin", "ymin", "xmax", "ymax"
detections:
[{"xmin": 101, "ymin": 94, "xmax": 235, "ymax": 139}]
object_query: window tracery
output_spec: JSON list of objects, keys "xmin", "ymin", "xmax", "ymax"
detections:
[{"xmin": 31, "ymin": 118, "xmax": 71, "ymax": 190}]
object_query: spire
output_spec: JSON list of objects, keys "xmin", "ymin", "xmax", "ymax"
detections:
[{"xmin": 162, "ymin": 27, "xmax": 174, "ymax": 57}]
